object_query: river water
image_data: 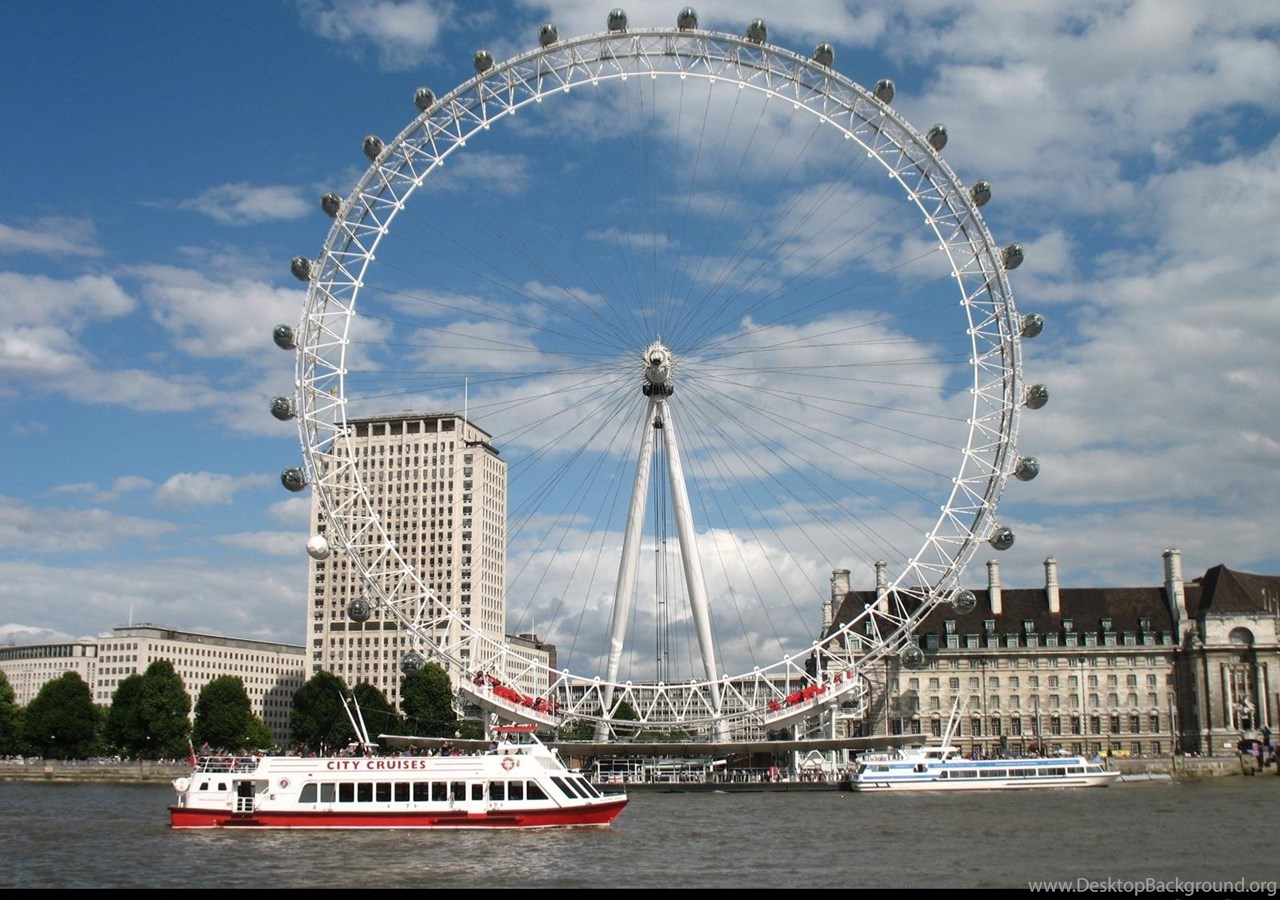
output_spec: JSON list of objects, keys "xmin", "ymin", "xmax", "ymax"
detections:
[{"xmin": 2, "ymin": 778, "xmax": 1278, "ymax": 891}]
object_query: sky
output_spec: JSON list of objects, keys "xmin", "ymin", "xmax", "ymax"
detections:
[{"xmin": 2, "ymin": 1, "xmax": 1278, "ymax": 683}]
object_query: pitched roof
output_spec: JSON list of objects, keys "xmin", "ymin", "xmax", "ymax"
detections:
[
  {"xmin": 1191, "ymin": 565, "xmax": 1280, "ymax": 616},
  {"xmin": 829, "ymin": 563, "xmax": 1277, "ymax": 639}
]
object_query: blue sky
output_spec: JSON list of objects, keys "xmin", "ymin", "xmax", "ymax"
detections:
[{"xmin": 3, "ymin": 1, "xmax": 1278, "ymax": 680}]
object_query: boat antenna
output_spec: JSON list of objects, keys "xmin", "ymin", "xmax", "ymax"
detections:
[
  {"xmin": 340, "ymin": 692, "xmax": 375, "ymax": 752},
  {"xmin": 942, "ymin": 697, "xmax": 962, "ymax": 748}
]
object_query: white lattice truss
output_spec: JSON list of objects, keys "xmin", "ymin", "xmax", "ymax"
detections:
[{"xmin": 292, "ymin": 25, "xmax": 1025, "ymax": 739}]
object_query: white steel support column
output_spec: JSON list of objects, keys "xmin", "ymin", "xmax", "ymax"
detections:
[
  {"xmin": 659, "ymin": 401, "xmax": 725, "ymax": 737},
  {"xmin": 595, "ymin": 397, "xmax": 661, "ymax": 742},
  {"xmin": 596, "ymin": 340, "xmax": 725, "ymax": 741}
]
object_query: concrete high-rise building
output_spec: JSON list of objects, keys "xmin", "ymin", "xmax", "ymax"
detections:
[{"xmin": 307, "ymin": 412, "xmax": 508, "ymax": 707}]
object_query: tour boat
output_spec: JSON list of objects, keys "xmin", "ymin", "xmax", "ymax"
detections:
[
  {"xmin": 843, "ymin": 701, "xmax": 1120, "ymax": 792},
  {"xmin": 843, "ymin": 743, "xmax": 1121, "ymax": 792},
  {"xmin": 169, "ymin": 724, "xmax": 627, "ymax": 829}
]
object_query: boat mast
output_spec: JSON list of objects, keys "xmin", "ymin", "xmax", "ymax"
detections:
[{"xmin": 942, "ymin": 697, "xmax": 962, "ymax": 748}]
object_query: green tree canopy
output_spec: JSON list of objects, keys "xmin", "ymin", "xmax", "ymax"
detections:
[
  {"xmin": 106, "ymin": 661, "xmax": 192, "ymax": 759},
  {"xmin": 22, "ymin": 671, "xmax": 98, "ymax": 758},
  {"xmin": 0, "ymin": 670, "xmax": 19, "ymax": 756},
  {"xmin": 401, "ymin": 663, "xmax": 457, "ymax": 738},
  {"xmin": 104, "ymin": 673, "xmax": 146, "ymax": 754},
  {"xmin": 193, "ymin": 675, "xmax": 252, "ymax": 751},
  {"xmin": 351, "ymin": 681, "xmax": 401, "ymax": 743},
  {"xmin": 290, "ymin": 671, "xmax": 353, "ymax": 753}
]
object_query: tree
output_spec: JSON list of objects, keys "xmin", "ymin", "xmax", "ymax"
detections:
[
  {"xmin": 401, "ymin": 663, "xmax": 457, "ymax": 737},
  {"xmin": 22, "ymin": 671, "xmax": 98, "ymax": 758},
  {"xmin": 106, "ymin": 660, "xmax": 191, "ymax": 759},
  {"xmin": 352, "ymin": 681, "xmax": 401, "ymax": 743},
  {"xmin": 290, "ymin": 671, "xmax": 353, "ymax": 753},
  {"xmin": 193, "ymin": 676, "xmax": 252, "ymax": 751},
  {"xmin": 0, "ymin": 670, "xmax": 18, "ymax": 756},
  {"xmin": 243, "ymin": 715, "xmax": 276, "ymax": 751}
]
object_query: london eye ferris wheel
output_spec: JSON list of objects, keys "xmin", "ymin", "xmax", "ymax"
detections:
[{"xmin": 272, "ymin": 8, "xmax": 1047, "ymax": 741}]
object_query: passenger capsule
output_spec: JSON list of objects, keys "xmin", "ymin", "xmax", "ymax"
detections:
[
  {"xmin": 320, "ymin": 192, "xmax": 342, "ymax": 217},
  {"xmin": 290, "ymin": 256, "xmax": 312, "ymax": 282},
  {"xmin": 539, "ymin": 23, "xmax": 558, "ymax": 47},
  {"xmin": 1015, "ymin": 457, "xmax": 1040, "ymax": 481},
  {"xmin": 401, "ymin": 651, "xmax": 425, "ymax": 674},
  {"xmin": 989, "ymin": 526, "xmax": 1015, "ymax": 551},
  {"xmin": 746, "ymin": 18, "xmax": 767, "ymax": 44},
  {"xmin": 273, "ymin": 324, "xmax": 296, "ymax": 350},
  {"xmin": 970, "ymin": 180, "xmax": 991, "ymax": 207},
  {"xmin": 306, "ymin": 534, "xmax": 330, "ymax": 560},
  {"xmin": 1025, "ymin": 384, "xmax": 1049, "ymax": 409},
  {"xmin": 873, "ymin": 78, "xmax": 895, "ymax": 104},
  {"xmin": 473, "ymin": 50, "xmax": 494, "ymax": 73},
  {"xmin": 900, "ymin": 644, "xmax": 925, "ymax": 669},
  {"xmin": 952, "ymin": 589, "xmax": 977, "ymax": 615},
  {"xmin": 1003, "ymin": 243, "xmax": 1024, "ymax": 270},
  {"xmin": 607, "ymin": 8, "xmax": 627, "ymax": 32},
  {"xmin": 413, "ymin": 87, "xmax": 435, "ymax": 111},
  {"xmin": 1021, "ymin": 312, "xmax": 1044, "ymax": 338},
  {"xmin": 362, "ymin": 135, "xmax": 384, "ymax": 161},
  {"xmin": 269, "ymin": 396, "xmax": 295, "ymax": 421},
  {"xmin": 280, "ymin": 467, "xmax": 307, "ymax": 492},
  {"xmin": 926, "ymin": 124, "xmax": 948, "ymax": 151},
  {"xmin": 347, "ymin": 597, "xmax": 372, "ymax": 623},
  {"xmin": 677, "ymin": 7, "xmax": 697, "ymax": 30},
  {"xmin": 813, "ymin": 43, "xmax": 834, "ymax": 67}
]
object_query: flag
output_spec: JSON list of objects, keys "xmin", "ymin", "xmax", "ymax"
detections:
[{"xmin": 188, "ymin": 738, "xmax": 197, "ymax": 768}]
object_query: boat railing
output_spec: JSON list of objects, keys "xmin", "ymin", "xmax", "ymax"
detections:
[{"xmin": 195, "ymin": 755, "xmax": 260, "ymax": 774}]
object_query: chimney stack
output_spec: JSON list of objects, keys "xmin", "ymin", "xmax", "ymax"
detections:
[
  {"xmin": 875, "ymin": 560, "xmax": 889, "ymax": 613},
  {"xmin": 1163, "ymin": 548, "xmax": 1188, "ymax": 633},
  {"xmin": 1045, "ymin": 557, "xmax": 1060, "ymax": 615},
  {"xmin": 827, "ymin": 568, "xmax": 850, "ymax": 631},
  {"xmin": 987, "ymin": 559, "xmax": 1002, "ymax": 616}
]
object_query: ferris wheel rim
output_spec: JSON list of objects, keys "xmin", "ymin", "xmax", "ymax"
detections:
[{"xmin": 288, "ymin": 19, "xmax": 1028, "ymax": 732}]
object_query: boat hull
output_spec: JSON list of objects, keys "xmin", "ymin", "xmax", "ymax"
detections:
[
  {"xmin": 169, "ymin": 725, "xmax": 627, "ymax": 830},
  {"xmin": 844, "ymin": 771, "xmax": 1120, "ymax": 792},
  {"xmin": 169, "ymin": 797, "xmax": 627, "ymax": 829}
]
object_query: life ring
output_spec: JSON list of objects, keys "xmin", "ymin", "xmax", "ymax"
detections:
[
  {"xmin": 278, "ymin": 777, "xmax": 290, "ymax": 789},
  {"xmin": 501, "ymin": 756, "xmax": 516, "ymax": 771},
  {"xmin": 172, "ymin": 777, "xmax": 190, "ymax": 793}
]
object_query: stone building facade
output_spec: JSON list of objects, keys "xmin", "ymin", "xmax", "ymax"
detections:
[{"xmin": 826, "ymin": 549, "xmax": 1280, "ymax": 757}]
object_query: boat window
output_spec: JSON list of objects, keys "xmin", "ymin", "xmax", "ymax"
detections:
[
  {"xmin": 375, "ymin": 783, "xmax": 392, "ymax": 803},
  {"xmin": 508, "ymin": 781, "xmax": 524, "ymax": 801},
  {"xmin": 575, "ymin": 777, "xmax": 602, "ymax": 798},
  {"xmin": 526, "ymin": 781, "xmax": 549, "ymax": 801},
  {"xmin": 357, "ymin": 783, "xmax": 373, "ymax": 802},
  {"xmin": 339, "ymin": 782, "xmax": 354, "ymax": 802},
  {"xmin": 433, "ymin": 782, "xmax": 449, "ymax": 802},
  {"xmin": 470, "ymin": 783, "xmax": 484, "ymax": 802},
  {"xmin": 489, "ymin": 781, "xmax": 506, "ymax": 801},
  {"xmin": 413, "ymin": 782, "xmax": 430, "ymax": 801},
  {"xmin": 395, "ymin": 782, "xmax": 410, "ymax": 802},
  {"xmin": 320, "ymin": 782, "xmax": 336, "ymax": 803},
  {"xmin": 979, "ymin": 769, "xmax": 1006, "ymax": 778},
  {"xmin": 450, "ymin": 782, "xmax": 466, "ymax": 802},
  {"xmin": 299, "ymin": 783, "xmax": 318, "ymax": 803},
  {"xmin": 550, "ymin": 775, "xmax": 582, "ymax": 798}
]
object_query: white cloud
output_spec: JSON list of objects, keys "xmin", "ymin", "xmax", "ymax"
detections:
[
  {"xmin": 179, "ymin": 183, "xmax": 314, "ymax": 224},
  {"xmin": 298, "ymin": 0, "xmax": 450, "ymax": 69},
  {"xmin": 0, "ymin": 217, "xmax": 103, "ymax": 257},
  {"xmin": 153, "ymin": 472, "xmax": 273, "ymax": 508},
  {"xmin": 0, "ymin": 496, "xmax": 176, "ymax": 555}
]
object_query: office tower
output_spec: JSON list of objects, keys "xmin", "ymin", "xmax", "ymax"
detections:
[{"xmin": 307, "ymin": 412, "xmax": 506, "ymax": 707}]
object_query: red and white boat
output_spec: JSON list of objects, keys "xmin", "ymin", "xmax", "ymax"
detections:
[{"xmin": 169, "ymin": 724, "xmax": 627, "ymax": 829}]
